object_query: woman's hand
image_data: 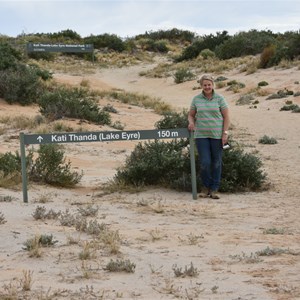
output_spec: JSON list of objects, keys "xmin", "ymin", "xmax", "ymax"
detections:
[
  {"xmin": 188, "ymin": 123, "xmax": 195, "ymax": 131},
  {"xmin": 188, "ymin": 109, "xmax": 196, "ymax": 131},
  {"xmin": 222, "ymin": 132, "xmax": 228, "ymax": 145}
]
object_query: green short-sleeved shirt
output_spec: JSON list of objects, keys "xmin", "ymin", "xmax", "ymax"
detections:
[{"xmin": 190, "ymin": 91, "xmax": 228, "ymax": 139}]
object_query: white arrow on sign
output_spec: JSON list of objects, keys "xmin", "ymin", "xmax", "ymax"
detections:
[{"xmin": 37, "ymin": 136, "xmax": 43, "ymax": 143}]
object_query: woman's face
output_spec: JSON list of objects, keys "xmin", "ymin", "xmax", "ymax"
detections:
[{"xmin": 201, "ymin": 79, "xmax": 213, "ymax": 95}]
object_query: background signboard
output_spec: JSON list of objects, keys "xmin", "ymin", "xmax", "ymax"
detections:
[{"xmin": 26, "ymin": 43, "xmax": 94, "ymax": 53}]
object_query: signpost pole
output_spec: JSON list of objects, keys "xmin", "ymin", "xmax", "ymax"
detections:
[
  {"xmin": 189, "ymin": 132, "xmax": 198, "ymax": 200},
  {"xmin": 20, "ymin": 133, "xmax": 28, "ymax": 203}
]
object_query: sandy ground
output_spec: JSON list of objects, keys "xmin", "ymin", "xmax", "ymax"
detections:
[{"xmin": 0, "ymin": 59, "xmax": 299, "ymax": 300}]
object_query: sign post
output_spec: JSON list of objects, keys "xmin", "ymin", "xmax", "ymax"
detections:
[{"xmin": 20, "ymin": 128, "xmax": 197, "ymax": 202}]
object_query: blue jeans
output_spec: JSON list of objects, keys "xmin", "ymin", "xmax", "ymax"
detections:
[{"xmin": 195, "ymin": 138, "xmax": 223, "ymax": 191}]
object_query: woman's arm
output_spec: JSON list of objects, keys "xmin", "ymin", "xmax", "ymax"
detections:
[
  {"xmin": 221, "ymin": 108, "xmax": 230, "ymax": 144},
  {"xmin": 188, "ymin": 109, "xmax": 196, "ymax": 131}
]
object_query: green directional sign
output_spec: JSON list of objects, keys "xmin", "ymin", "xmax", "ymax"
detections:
[
  {"xmin": 26, "ymin": 43, "xmax": 94, "ymax": 53},
  {"xmin": 20, "ymin": 128, "xmax": 197, "ymax": 203},
  {"xmin": 23, "ymin": 128, "xmax": 189, "ymax": 145}
]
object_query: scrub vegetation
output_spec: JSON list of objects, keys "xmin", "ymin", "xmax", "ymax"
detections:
[{"xmin": 1, "ymin": 27, "xmax": 299, "ymax": 191}]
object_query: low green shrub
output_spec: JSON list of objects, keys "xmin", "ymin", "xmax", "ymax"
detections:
[
  {"xmin": 104, "ymin": 259, "xmax": 136, "ymax": 273},
  {"xmin": 84, "ymin": 33, "xmax": 125, "ymax": 52},
  {"xmin": 258, "ymin": 135, "xmax": 278, "ymax": 144},
  {"xmin": 258, "ymin": 81, "xmax": 269, "ymax": 86},
  {"xmin": 280, "ymin": 104, "xmax": 300, "ymax": 112},
  {"xmin": 0, "ymin": 64, "xmax": 45, "ymax": 105},
  {"xmin": 0, "ymin": 42, "xmax": 22, "ymax": 70},
  {"xmin": 0, "ymin": 150, "xmax": 34, "ymax": 187},
  {"xmin": 215, "ymin": 76, "xmax": 228, "ymax": 82},
  {"xmin": 175, "ymin": 31, "xmax": 229, "ymax": 62},
  {"xmin": 266, "ymin": 88, "xmax": 293, "ymax": 100},
  {"xmin": 38, "ymin": 85, "xmax": 111, "ymax": 125},
  {"xmin": 155, "ymin": 110, "xmax": 189, "ymax": 129},
  {"xmin": 0, "ymin": 146, "xmax": 82, "ymax": 188},
  {"xmin": 135, "ymin": 28, "xmax": 195, "ymax": 44},
  {"xmin": 292, "ymin": 106, "xmax": 300, "ymax": 113},
  {"xmin": 215, "ymin": 30, "xmax": 276, "ymax": 60},
  {"xmin": 27, "ymin": 51, "xmax": 55, "ymax": 61},
  {"xmin": 173, "ymin": 68, "xmax": 195, "ymax": 84},
  {"xmin": 114, "ymin": 140, "xmax": 190, "ymax": 187},
  {"xmin": 256, "ymin": 246, "xmax": 289, "ymax": 256},
  {"xmin": 236, "ymin": 94, "xmax": 255, "ymax": 105},
  {"xmin": 30, "ymin": 144, "xmax": 83, "ymax": 187},
  {"xmin": 23, "ymin": 234, "xmax": 58, "ymax": 251},
  {"xmin": 113, "ymin": 139, "xmax": 267, "ymax": 193},
  {"xmin": 152, "ymin": 40, "xmax": 169, "ymax": 53},
  {"xmin": 28, "ymin": 63, "xmax": 53, "ymax": 81},
  {"xmin": 221, "ymin": 147, "xmax": 267, "ymax": 192},
  {"xmin": 138, "ymin": 38, "xmax": 169, "ymax": 53},
  {"xmin": 172, "ymin": 262, "xmax": 199, "ymax": 278},
  {"xmin": 199, "ymin": 48, "xmax": 215, "ymax": 59},
  {"xmin": 0, "ymin": 151, "xmax": 22, "ymax": 177},
  {"xmin": 226, "ymin": 80, "xmax": 246, "ymax": 90},
  {"xmin": 112, "ymin": 110, "xmax": 267, "ymax": 193},
  {"xmin": 32, "ymin": 206, "xmax": 60, "ymax": 220}
]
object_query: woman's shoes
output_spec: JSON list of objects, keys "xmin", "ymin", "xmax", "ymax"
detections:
[
  {"xmin": 210, "ymin": 191, "xmax": 220, "ymax": 199},
  {"xmin": 199, "ymin": 188, "xmax": 220, "ymax": 199},
  {"xmin": 198, "ymin": 187, "xmax": 211, "ymax": 198}
]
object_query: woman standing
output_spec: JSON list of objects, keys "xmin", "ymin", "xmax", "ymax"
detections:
[{"xmin": 188, "ymin": 75, "xmax": 230, "ymax": 199}]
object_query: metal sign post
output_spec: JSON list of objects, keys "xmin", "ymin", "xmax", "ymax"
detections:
[{"xmin": 20, "ymin": 128, "xmax": 197, "ymax": 202}]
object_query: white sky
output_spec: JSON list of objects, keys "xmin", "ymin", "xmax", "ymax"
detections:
[{"xmin": 0, "ymin": 0, "xmax": 299, "ymax": 38}]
